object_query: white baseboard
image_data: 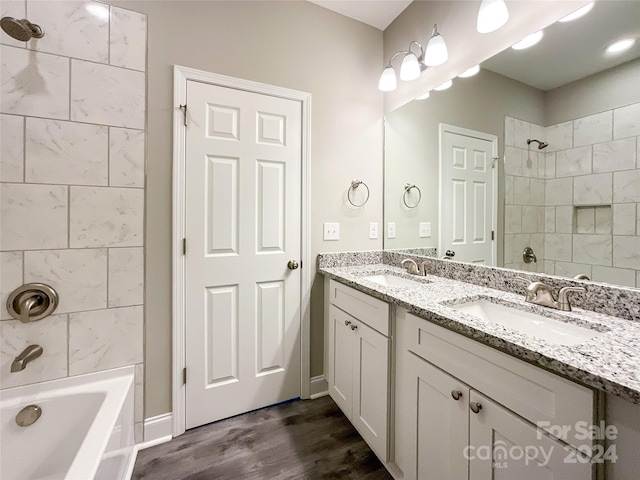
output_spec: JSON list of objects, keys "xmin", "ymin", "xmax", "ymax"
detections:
[
  {"xmin": 309, "ymin": 375, "xmax": 329, "ymax": 399},
  {"xmin": 139, "ymin": 413, "xmax": 173, "ymax": 450}
]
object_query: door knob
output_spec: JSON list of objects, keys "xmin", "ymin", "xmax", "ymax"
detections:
[
  {"xmin": 451, "ymin": 390, "xmax": 462, "ymax": 401},
  {"xmin": 287, "ymin": 260, "xmax": 299, "ymax": 270},
  {"xmin": 470, "ymin": 402, "xmax": 482, "ymax": 414}
]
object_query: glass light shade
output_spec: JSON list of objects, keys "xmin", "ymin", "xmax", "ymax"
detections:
[
  {"xmin": 477, "ymin": 0, "xmax": 509, "ymax": 33},
  {"xmin": 512, "ymin": 30, "xmax": 544, "ymax": 50},
  {"xmin": 400, "ymin": 53, "xmax": 421, "ymax": 81},
  {"xmin": 378, "ymin": 66, "xmax": 397, "ymax": 92},
  {"xmin": 434, "ymin": 80, "xmax": 452, "ymax": 91},
  {"xmin": 559, "ymin": 3, "xmax": 594, "ymax": 22},
  {"xmin": 416, "ymin": 91, "xmax": 430, "ymax": 100},
  {"xmin": 424, "ymin": 33, "xmax": 448, "ymax": 66},
  {"xmin": 606, "ymin": 38, "xmax": 635, "ymax": 55},
  {"xmin": 458, "ymin": 65, "xmax": 480, "ymax": 78}
]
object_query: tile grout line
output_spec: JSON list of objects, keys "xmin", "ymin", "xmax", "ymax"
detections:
[
  {"xmin": 1, "ymin": 181, "xmax": 143, "ymax": 190},
  {"xmin": 0, "ymin": 111, "xmax": 144, "ymax": 131}
]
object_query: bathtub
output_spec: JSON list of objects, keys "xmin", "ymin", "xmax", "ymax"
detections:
[{"xmin": 0, "ymin": 366, "xmax": 136, "ymax": 480}]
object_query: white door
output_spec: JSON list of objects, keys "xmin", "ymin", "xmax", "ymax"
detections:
[
  {"xmin": 185, "ymin": 80, "xmax": 302, "ymax": 429},
  {"xmin": 440, "ymin": 125, "xmax": 497, "ymax": 265}
]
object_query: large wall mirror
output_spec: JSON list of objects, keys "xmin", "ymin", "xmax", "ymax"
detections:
[{"xmin": 384, "ymin": 0, "xmax": 640, "ymax": 289}]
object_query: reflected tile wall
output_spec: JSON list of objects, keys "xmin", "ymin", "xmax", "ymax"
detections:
[{"xmin": 0, "ymin": 0, "xmax": 146, "ymax": 425}]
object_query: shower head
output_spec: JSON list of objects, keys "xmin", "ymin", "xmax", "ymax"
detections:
[
  {"xmin": 527, "ymin": 139, "xmax": 549, "ymax": 150},
  {"xmin": 1, "ymin": 17, "xmax": 44, "ymax": 42}
]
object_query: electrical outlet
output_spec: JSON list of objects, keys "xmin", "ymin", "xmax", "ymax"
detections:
[
  {"xmin": 369, "ymin": 222, "xmax": 379, "ymax": 239},
  {"xmin": 323, "ymin": 222, "xmax": 340, "ymax": 241},
  {"xmin": 419, "ymin": 222, "xmax": 431, "ymax": 238},
  {"xmin": 387, "ymin": 222, "xmax": 396, "ymax": 239}
]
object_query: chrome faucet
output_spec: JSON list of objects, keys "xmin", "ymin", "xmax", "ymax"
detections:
[
  {"xmin": 11, "ymin": 345, "xmax": 43, "ymax": 372},
  {"xmin": 401, "ymin": 258, "xmax": 420, "ymax": 275},
  {"xmin": 515, "ymin": 278, "xmax": 586, "ymax": 312}
]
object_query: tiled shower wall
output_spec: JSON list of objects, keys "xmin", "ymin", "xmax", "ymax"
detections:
[
  {"xmin": 504, "ymin": 103, "xmax": 640, "ymax": 288},
  {"xmin": 0, "ymin": 0, "xmax": 146, "ymax": 439}
]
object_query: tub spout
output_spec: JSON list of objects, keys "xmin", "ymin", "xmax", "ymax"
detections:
[{"xmin": 11, "ymin": 344, "xmax": 43, "ymax": 372}]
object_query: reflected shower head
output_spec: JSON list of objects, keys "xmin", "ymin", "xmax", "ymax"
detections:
[
  {"xmin": 1, "ymin": 17, "xmax": 44, "ymax": 42},
  {"xmin": 527, "ymin": 138, "xmax": 549, "ymax": 149}
]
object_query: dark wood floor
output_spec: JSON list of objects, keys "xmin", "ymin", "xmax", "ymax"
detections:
[{"xmin": 133, "ymin": 395, "xmax": 393, "ymax": 480}]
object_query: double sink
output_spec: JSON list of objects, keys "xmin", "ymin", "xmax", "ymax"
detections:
[{"xmin": 362, "ymin": 271, "xmax": 605, "ymax": 347}]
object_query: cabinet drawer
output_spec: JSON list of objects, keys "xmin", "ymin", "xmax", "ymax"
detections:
[
  {"xmin": 405, "ymin": 312, "xmax": 595, "ymax": 451},
  {"xmin": 329, "ymin": 280, "xmax": 390, "ymax": 336}
]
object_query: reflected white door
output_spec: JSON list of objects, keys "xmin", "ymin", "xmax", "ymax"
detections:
[
  {"xmin": 185, "ymin": 80, "xmax": 302, "ymax": 429},
  {"xmin": 440, "ymin": 124, "xmax": 497, "ymax": 265}
]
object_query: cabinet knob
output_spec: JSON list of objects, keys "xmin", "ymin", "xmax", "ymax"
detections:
[
  {"xmin": 350, "ymin": 324, "xmax": 358, "ymax": 331},
  {"xmin": 470, "ymin": 402, "xmax": 482, "ymax": 414},
  {"xmin": 344, "ymin": 320, "xmax": 351, "ymax": 326},
  {"xmin": 451, "ymin": 390, "xmax": 462, "ymax": 401}
]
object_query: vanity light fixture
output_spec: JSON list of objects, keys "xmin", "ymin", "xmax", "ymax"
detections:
[
  {"xmin": 416, "ymin": 91, "xmax": 430, "ymax": 100},
  {"xmin": 378, "ymin": 41, "xmax": 428, "ymax": 91},
  {"xmin": 512, "ymin": 30, "xmax": 544, "ymax": 50},
  {"xmin": 558, "ymin": 2, "xmax": 594, "ymax": 23},
  {"xmin": 458, "ymin": 65, "xmax": 480, "ymax": 78},
  {"xmin": 424, "ymin": 24, "xmax": 448, "ymax": 66},
  {"xmin": 606, "ymin": 38, "xmax": 636, "ymax": 55},
  {"xmin": 434, "ymin": 79, "xmax": 453, "ymax": 91},
  {"xmin": 477, "ymin": 0, "xmax": 509, "ymax": 33}
]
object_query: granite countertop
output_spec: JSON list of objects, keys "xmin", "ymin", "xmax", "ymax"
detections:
[{"xmin": 320, "ymin": 263, "xmax": 640, "ymax": 405}]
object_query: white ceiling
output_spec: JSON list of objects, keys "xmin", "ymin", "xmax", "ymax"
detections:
[{"xmin": 307, "ymin": 0, "xmax": 412, "ymax": 30}]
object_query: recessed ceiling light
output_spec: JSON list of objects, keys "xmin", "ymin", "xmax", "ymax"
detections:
[
  {"xmin": 606, "ymin": 38, "xmax": 636, "ymax": 55},
  {"xmin": 434, "ymin": 80, "xmax": 453, "ymax": 91},
  {"xmin": 458, "ymin": 65, "xmax": 480, "ymax": 78},
  {"xmin": 416, "ymin": 92, "xmax": 430, "ymax": 100},
  {"xmin": 558, "ymin": 2, "xmax": 594, "ymax": 23},
  {"xmin": 512, "ymin": 30, "xmax": 544, "ymax": 50}
]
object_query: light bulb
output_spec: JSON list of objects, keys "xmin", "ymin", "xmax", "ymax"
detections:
[
  {"xmin": 434, "ymin": 80, "xmax": 452, "ymax": 91},
  {"xmin": 606, "ymin": 38, "xmax": 636, "ymax": 55},
  {"xmin": 378, "ymin": 66, "xmax": 397, "ymax": 92},
  {"xmin": 458, "ymin": 65, "xmax": 480, "ymax": 78},
  {"xmin": 559, "ymin": 3, "xmax": 594, "ymax": 23},
  {"xmin": 424, "ymin": 25, "xmax": 448, "ymax": 66},
  {"xmin": 400, "ymin": 52, "xmax": 421, "ymax": 81},
  {"xmin": 512, "ymin": 30, "xmax": 544, "ymax": 50},
  {"xmin": 477, "ymin": 0, "xmax": 509, "ymax": 33}
]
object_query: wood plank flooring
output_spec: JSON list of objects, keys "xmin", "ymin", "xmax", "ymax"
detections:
[{"xmin": 132, "ymin": 395, "xmax": 393, "ymax": 480}]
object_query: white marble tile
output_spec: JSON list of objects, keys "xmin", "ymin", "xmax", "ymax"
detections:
[
  {"xmin": 613, "ymin": 170, "xmax": 640, "ymax": 203},
  {"xmin": 70, "ymin": 186, "xmax": 143, "ymax": 248},
  {"xmin": 637, "ymin": 203, "xmax": 640, "ymax": 236},
  {"xmin": 1, "ymin": 113, "xmax": 24, "ymax": 182},
  {"xmin": 27, "ymin": 0, "xmax": 108, "ymax": 63},
  {"xmin": 503, "ymin": 234, "xmax": 514, "ymax": 263},
  {"xmin": 109, "ymin": 128, "xmax": 145, "ymax": 187},
  {"xmin": 25, "ymin": 118, "xmax": 108, "ymax": 185},
  {"xmin": 108, "ymin": 247, "xmax": 143, "ymax": 307},
  {"xmin": 135, "ymin": 363, "xmax": 144, "ymax": 423},
  {"xmin": 521, "ymin": 151, "xmax": 538, "ymax": 178},
  {"xmin": 573, "ymin": 173, "xmax": 612, "ymax": 206},
  {"xmin": 613, "ymin": 236, "xmax": 640, "ymax": 270},
  {"xmin": 504, "ymin": 175, "xmax": 514, "ymax": 205},
  {"xmin": 594, "ymin": 206, "xmax": 612, "ymax": 234},
  {"xmin": 613, "ymin": 203, "xmax": 637, "ymax": 235},
  {"xmin": 545, "ymin": 178, "xmax": 573, "ymax": 206},
  {"xmin": 592, "ymin": 266, "xmax": 636, "ymax": 288},
  {"xmin": 504, "ymin": 146, "xmax": 523, "ymax": 176},
  {"xmin": 637, "ymin": 136, "xmax": 640, "ymax": 168},
  {"xmin": 536, "ymin": 206, "xmax": 545, "ymax": 233},
  {"xmin": 513, "ymin": 118, "xmax": 530, "ymax": 148},
  {"xmin": 530, "ymin": 179, "xmax": 545, "ymax": 206},
  {"xmin": 505, "ymin": 205, "xmax": 521, "ymax": 234},
  {"xmin": 573, "ymin": 234, "xmax": 612, "ymax": 267},
  {"xmin": 544, "ymin": 207, "xmax": 556, "ymax": 233},
  {"xmin": 71, "ymin": 60, "xmax": 145, "ymax": 129},
  {"xmin": 504, "ymin": 116, "xmax": 515, "ymax": 147},
  {"xmin": 0, "ymin": 314, "xmax": 68, "ymax": 389},
  {"xmin": 575, "ymin": 207, "xmax": 594, "ymax": 234},
  {"xmin": 1, "ymin": 45, "xmax": 69, "ymax": 119},
  {"xmin": 530, "ymin": 123, "xmax": 545, "ymax": 145},
  {"xmin": 543, "ymin": 260, "xmax": 555, "ymax": 275},
  {"xmin": 555, "ymin": 146, "xmax": 592, "ymax": 177},
  {"xmin": 637, "ymin": 270, "xmax": 640, "ymax": 289},
  {"xmin": 544, "ymin": 152, "xmax": 556, "ymax": 179},
  {"xmin": 554, "ymin": 262, "xmax": 591, "ymax": 280},
  {"xmin": 24, "ymin": 249, "xmax": 107, "ymax": 314},
  {"xmin": 613, "ymin": 103, "xmax": 640, "ymax": 140},
  {"xmin": 521, "ymin": 206, "xmax": 538, "ymax": 234},
  {"xmin": 69, "ymin": 305, "xmax": 143, "ymax": 375},
  {"xmin": 1, "ymin": 251, "xmax": 22, "ymax": 320},
  {"xmin": 574, "ymin": 111, "xmax": 613, "ymax": 147},
  {"xmin": 544, "ymin": 233, "xmax": 572, "ymax": 262},
  {"xmin": 513, "ymin": 177, "xmax": 530, "ymax": 205},
  {"xmin": 592, "ymin": 138, "xmax": 636, "ymax": 173},
  {"xmin": 109, "ymin": 7, "xmax": 147, "ymax": 72},
  {"xmin": 545, "ymin": 121, "xmax": 573, "ymax": 152},
  {"xmin": 0, "ymin": 0, "xmax": 26, "ymax": 48},
  {"xmin": 530, "ymin": 233, "xmax": 544, "ymax": 259},
  {"xmin": 1, "ymin": 184, "xmax": 68, "ymax": 251},
  {"xmin": 555, "ymin": 206, "xmax": 574, "ymax": 234}
]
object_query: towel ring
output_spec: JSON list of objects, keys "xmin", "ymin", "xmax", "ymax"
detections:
[
  {"xmin": 403, "ymin": 183, "xmax": 421, "ymax": 208},
  {"xmin": 347, "ymin": 179, "xmax": 369, "ymax": 207}
]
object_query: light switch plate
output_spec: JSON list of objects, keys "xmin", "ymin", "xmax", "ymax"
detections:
[
  {"xmin": 369, "ymin": 222, "xmax": 379, "ymax": 239},
  {"xmin": 419, "ymin": 222, "xmax": 431, "ymax": 238},
  {"xmin": 387, "ymin": 222, "xmax": 396, "ymax": 239},
  {"xmin": 323, "ymin": 222, "xmax": 340, "ymax": 241}
]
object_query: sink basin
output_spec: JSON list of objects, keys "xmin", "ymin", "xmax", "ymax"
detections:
[
  {"xmin": 363, "ymin": 273, "xmax": 425, "ymax": 288},
  {"xmin": 450, "ymin": 299, "xmax": 602, "ymax": 346}
]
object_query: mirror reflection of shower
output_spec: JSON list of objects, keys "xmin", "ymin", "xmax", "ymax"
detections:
[
  {"xmin": 526, "ymin": 138, "xmax": 549, "ymax": 149},
  {"xmin": 0, "ymin": 17, "xmax": 44, "ymax": 41}
]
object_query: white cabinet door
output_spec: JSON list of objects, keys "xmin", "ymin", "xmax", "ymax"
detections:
[
  {"xmin": 352, "ymin": 319, "xmax": 390, "ymax": 461},
  {"xmin": 328, "ymin": 305, "xmax": 354, "ymax": 418},
  {"xmin": 469, "ymin": 391, "xmax": 593, "ymax": 480}
]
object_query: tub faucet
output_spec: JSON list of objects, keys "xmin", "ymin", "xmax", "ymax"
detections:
[{"xmin": 11, "ymin": 345, "xmax": 43, "ymax": 372}]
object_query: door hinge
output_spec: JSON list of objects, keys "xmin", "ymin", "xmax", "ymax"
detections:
[
  {"xmin": 491, "ymin": 230, "xmax": 495, "ymax": 241},
  {"xmin": 183, "ymin": 367, "xmax": 187, "ymax": 384},
  {"xmin": 182, "ymin": 238, "xmax": 186, "ymax": 255},
  {"xmin": 492, "ymin": 157, "xmax": 499, "ymax": 169},
  {"xmin": 179, "ymin": 104, "xmax": 188, "ymax": 127}
]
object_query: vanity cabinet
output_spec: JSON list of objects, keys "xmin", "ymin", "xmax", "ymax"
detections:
[{"xmin": 327, "ymin": 280, "xmax": 390, "ymax": 461}]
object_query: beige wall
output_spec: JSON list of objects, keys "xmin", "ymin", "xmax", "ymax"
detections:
[{"xmin": 106, "ymin": 0, "xmax": 383, "ymax": 417}]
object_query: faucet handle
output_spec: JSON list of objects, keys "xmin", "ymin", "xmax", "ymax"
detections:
[{"xmin": 557, "ymin": 286, "xmax": 586, "ymax": 312}]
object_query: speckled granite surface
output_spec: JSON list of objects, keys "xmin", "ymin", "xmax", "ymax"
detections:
[{"xmin": 319, "ymin": 261, "xmax": 640, "ymax": 406}]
